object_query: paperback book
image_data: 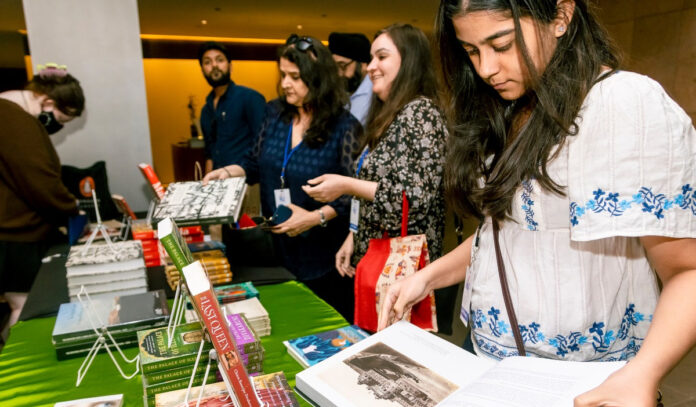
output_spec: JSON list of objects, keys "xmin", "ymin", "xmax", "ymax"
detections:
[
  {"xmin": 284, "ymin": 325, "xmax": 370, "ymax": 368},
  {"xmin": 52, "ymin": 290, "xmax": 169, "ymax": 346},
  {"xmin": 138, "ymin": 322, "xmax": 212, "ymax": 374},
  {"xmin": 295, "ymin": 321, "xmax": 625, "ymax": 407},
  {"xmin": 152, "ymin": 177, "xmax": 247, "ymax": 226}
]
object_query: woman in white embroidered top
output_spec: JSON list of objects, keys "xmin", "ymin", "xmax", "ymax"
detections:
[{"xmin": 379, "ymin": 1, "xmax": 696, "ymax": 406}]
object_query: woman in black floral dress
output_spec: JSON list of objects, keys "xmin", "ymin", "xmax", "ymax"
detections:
[{"xmin": 304, "ymin": 24, "xmax": 457, "ymax": 333}]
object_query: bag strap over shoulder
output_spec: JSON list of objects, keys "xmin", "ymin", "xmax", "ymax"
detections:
[
  {"xmin": 492, "ymin": 220, "xmax": 526, "ymax": 356},
  {"xmin": 401, "ymin": 190, "xmax": 409, "ymax": 237}
]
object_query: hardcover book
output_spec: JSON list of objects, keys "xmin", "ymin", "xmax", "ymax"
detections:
[
  {"xmin": 55, "ymin": 337, "xmax": 139, "ymax": 360},
  {"xmin": 215, "ymin": 282, "xmax": 259, "ymax": 304},
  {"xmin": 144, "ymin": 362, "xmax": 208, "ymax": 385},
  {"xmin": 54, "ymin": 394, "xmax": 123, "ymax": 407},
  {"xmin": 227, "ymin": 313, "xmax": 261, "ymax": 354},
  {"xmin": 52, "ymin": 290, "xmax": 169, "ymax": 345},
  {"xmin": 284, "ymin": 325, "xmax": 370, "ymax": 368},
  {"xmin": 65, "ymin": 240, "xmax": 145, "ymax": 276},
  {"xmin": 182, "ymin": 261, "xmax": 261, "ymax": 407},
  {"xmin": 295, "ymin": 321, "xmax": 625, "ymax": 407},
  {"xmin": 138, "ymin": 322, "xmax": 212, "ymax": 374},
  {"xmin": 152, "ymin": 177, "xmax": 247, "ymax": 226},
  {"xmin": 139, "ymin": 163, "xmax": 166, "ymax": 200}
]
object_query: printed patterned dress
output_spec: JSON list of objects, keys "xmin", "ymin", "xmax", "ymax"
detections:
[
  {"xmin": 352, "ymin": 97, "xmax": 447, "ymax": 264},
  {"xmin": 464, "ymin": 71, "xmax": 696, "ymax": 361}
]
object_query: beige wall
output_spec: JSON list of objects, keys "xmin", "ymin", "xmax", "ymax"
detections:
[
  {"xmin": 143, "ymin": 59, "xmax": 280, "ymax": 184},
  {"xmin": 597, "ymin": 0, "xmax": 696, "ymax": 123}
]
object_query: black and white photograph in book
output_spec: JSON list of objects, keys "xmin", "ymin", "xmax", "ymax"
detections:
[{"xmin": 324, "ymin": 342, "xmax": 458, "ymax": 407}]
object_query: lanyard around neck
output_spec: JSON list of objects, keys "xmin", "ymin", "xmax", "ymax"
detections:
[
  {"xmin": 281, "ymin": 123, "xmax": 303, "ymax": 188},
  {"xmin": 355, "ymin": 147, "xmax": 369, "ymax": 177}
]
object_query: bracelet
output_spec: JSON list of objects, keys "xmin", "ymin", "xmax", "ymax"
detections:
[
  {"xmin": 223, "ymin": 166, "xmax": 233, "ymax": 178},
  {"xmin": 318, "ymin": 208, "xmax": 327, "ymax": 227}
]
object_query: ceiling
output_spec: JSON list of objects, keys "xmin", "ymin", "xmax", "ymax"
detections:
[{"xmin": 0, "ymin": 0, "xmax": 440, "ymax": 40}]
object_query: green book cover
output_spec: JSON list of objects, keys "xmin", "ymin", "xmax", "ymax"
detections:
[
  {"xmin": 143, "ymin": 362, "xmax": 208, "ymax": 385},
  {"xmin": 138, "ymin": 322, "xmax": 213, "ymax": 374},
  {"xmin": 143, "ymin": 373, "xmax": 206, "ymax": 397},
  {"xmin": 157, "ymin": 218, "xmax": 194, "ymax": 277}
]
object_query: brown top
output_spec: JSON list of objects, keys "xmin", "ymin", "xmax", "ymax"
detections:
[{"xmin": 0, "ymin": 98, "xmax": 78, "ymax": 242}]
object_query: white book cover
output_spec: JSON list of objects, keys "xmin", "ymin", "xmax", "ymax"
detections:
[
  {"xmin": 69, "ymin": 286, "xmax": 148, "ymax": 303},
  {"xmin": 152, "ymin": 177, "xmax": 247, "ymax": 225},
  {"xmin": 295, "ymin": 321, "xmax": 624, "ymax": 407},
  {"xmin": 66, "ymin": 241, "xmax": 145, "ymax": 276},
  {"xmin": 54, "ymin": 393, "xmax": 123, "ymax": 407},
  {"xmin": 67, "ymin": 267, "xmax": 147, "ymax": 287},
  {"xmin": 67, "ymin": 276, "xmax": 148, "ymax": 296}
]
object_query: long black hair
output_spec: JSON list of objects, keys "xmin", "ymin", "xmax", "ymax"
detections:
[
  {"xmin": 277, "ymin": 36, "xmax": 348, "ymax": 148},
  {"xmin": 364, "ymin": 23, "xmax": 439, "ymax": 149},
  {"xmin": 437, "ymin": 0, "xmax": 621, "ymax": 221}
]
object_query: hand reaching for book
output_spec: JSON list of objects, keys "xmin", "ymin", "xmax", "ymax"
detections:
[
  {"xmin": 377, "ymin": 272, "xmax": 430, "ymax": 331},
  {"xmin": 574, "ymin": 364, "xmax": 658, "ymax": 407},
  {"xmin": 201, "ymin": 165, "xmax": 245, "ymax": 185}
]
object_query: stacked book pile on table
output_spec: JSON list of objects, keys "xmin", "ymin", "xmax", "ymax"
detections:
[
  {"xmin": 138, "ymin": 317, "xmax": 264, "ymax": 407},
  {"xmin": 131, "ymin": 220, "xmax": 203, "ymax": 268},
  {"xmin": 51, "ymin": 290, "xmax": 170, "ymax": 360},
  {"xmin": 186, "ymin": 297, "xmax": 271, "ymax": 337},
  {"xmin": 164, "ymin": 241, "xmax": 231, "ymax": 289},
  {"xmin": 65, "ymin": 240, "xmax": 147, "ymax": 301}
]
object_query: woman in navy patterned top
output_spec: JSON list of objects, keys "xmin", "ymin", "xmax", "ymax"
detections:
[{"xmin": 203, "ymin": 35, "xmax": 362, "ymax": 321}]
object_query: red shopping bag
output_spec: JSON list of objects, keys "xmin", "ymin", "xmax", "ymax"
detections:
[{"xmin": 354, "ymin": 192, "xmax": 437, "ymax": 332}]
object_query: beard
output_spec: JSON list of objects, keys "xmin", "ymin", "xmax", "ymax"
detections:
[
  {"xmin": 345, "ymin": 63, "xmax": 364, "ymax": 94},
  {"xmin": 204, "ymin": 67, "xmax": 231, "ymax": 87}
]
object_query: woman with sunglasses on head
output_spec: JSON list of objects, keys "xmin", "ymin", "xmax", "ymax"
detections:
[
  {"xmin": 0, "ymin": 64, "xmax": 85, "ymax": 341},
  {"xmin": 304, "ymin": 24, "xmax": 458, "ymax": 333},
  {"xmin": 203, "ymin": 35, "xmax": 362, "ymax": 321},
  {"xmin": 377, "ymin": 1, "xmax": 696, "ymax": 405}
]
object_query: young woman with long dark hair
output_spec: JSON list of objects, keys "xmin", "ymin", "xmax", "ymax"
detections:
[
  {"xmin": 305, "ymin": 24, "xmax": 458, "ymax": 333},
  {"xmin": 379, "ymin": 1, "xmax": 696, "ymax": 405},
  {"xmin": 203, "ymin": 36, "xmax": 362, "ymax": 321}
]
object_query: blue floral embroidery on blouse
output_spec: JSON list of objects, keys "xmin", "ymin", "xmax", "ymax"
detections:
[
  {"xmin": 521, "ymin": 180, "xmax": 538, "ymax": 231},
  {"xmin": 570, "ymin": 184, "xmax": 696, "ymax": 226},
  {"xmin": 471, "ymin": 305, "xmax": 650, "ymax": 361}
]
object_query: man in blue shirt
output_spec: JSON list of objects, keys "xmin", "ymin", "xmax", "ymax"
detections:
[
  {"xmin": 328, "ymin": 33, "xmax": 373, "ymax": 126},
  {"xmin": 198, "ymin": 42, "xmax": 266, "ymax": 172}
]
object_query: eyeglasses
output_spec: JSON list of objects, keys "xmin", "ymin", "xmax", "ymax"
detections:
[
  {"xmin": 285, "ymin": 34, "xmax": 316, "ymax": 55},
  {"xmin": 336, "ymin": 60, "xmax": 355, "ymax": 73}
]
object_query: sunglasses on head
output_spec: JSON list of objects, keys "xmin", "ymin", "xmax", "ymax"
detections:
[{"xmin": 286, "ymin": 34, "xmax": 315, "ymax": 54}]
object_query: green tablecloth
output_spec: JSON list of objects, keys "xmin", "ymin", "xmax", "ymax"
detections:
[{"xmin": 0, "ymin": 281, "xmax": 347, "ymax": 407}]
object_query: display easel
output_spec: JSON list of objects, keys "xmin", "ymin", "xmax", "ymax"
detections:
[
  {"xmin": 74, "ymin": 286, "xmax": 140, "ymax": 386},
  {"xmin": 79, "ymin": 191, "xmax": 117, "ymax": 255}
]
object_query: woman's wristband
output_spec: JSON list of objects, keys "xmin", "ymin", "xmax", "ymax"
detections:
[{"xmin": 223, "ymin": 166, "xmax": 233, "ymax": 178}]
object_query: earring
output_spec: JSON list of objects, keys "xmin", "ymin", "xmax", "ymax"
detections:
[{"xmin": 558, "ymin": 26, "xmax": 565, "ymax": 32}]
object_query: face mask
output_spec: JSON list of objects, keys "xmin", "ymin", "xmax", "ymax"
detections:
[{"xmin": 38, "ymin": 111, "xmax": 64, "ymax": 135}]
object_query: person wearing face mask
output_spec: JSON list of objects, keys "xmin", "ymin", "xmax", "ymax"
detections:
[
  {"xmin": 304, "ymin": 24, "xmax": 457, "ymax": 333},
  {"xmin": 0, "ymin": 64, "xmax": 84, "ymax": 341},
  {"xmin": 198, "ymin": 41, "xmax": 266, "ymax": 173},
  {"xmin": 202, "ymin": 35, "xmax": 362, "ymax": 322},
  {"xmin": 328, "ymin": 32, "xmax": 373, "ymax": 126}
]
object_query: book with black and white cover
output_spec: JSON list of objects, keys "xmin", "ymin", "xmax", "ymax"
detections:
[
  {"xmin": 67, "ymin": 276, "xmax": 148, "ymax": 296},
  {"xmin": 54, "ymin": 394, "xmax": 123, "ymax": 407},
  {"xmin": 65, "ymin": 240, "xmax": 145, "ymax": 276},
  {"xmin": 295, "ymin": 321, "xmax": 625, "ymax": 407},
  {"xmin": 152, "ymin": 177, "xmax": 247, "ymax": 226}
]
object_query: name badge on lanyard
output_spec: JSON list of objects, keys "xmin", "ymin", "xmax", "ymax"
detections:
[
  {"xmin": 275, "ymin": 124, "xmax": 302, "ymax": 209},
  {"xmin": 349, "ymin": 148, "xmax": 369, "ymax": 233}
]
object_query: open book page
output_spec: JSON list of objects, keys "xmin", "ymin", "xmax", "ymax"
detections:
[
  {"xmin": 295, "ymin": 321, "xmax": 496, "ymax": 407},
  {"xmin": 439, "ymin": 356, "xmax": 625, "ymax": 407}
]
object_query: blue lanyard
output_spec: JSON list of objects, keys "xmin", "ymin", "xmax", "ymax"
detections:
[
  {"xmin": 356, "ymin": 148, "xmax": 369, "ymax": 177},
  {"xmin": 281, "ymin": 124, "xmax": 302, "ymax": 188}
]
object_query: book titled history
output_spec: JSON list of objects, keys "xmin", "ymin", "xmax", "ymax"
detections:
[
  {"xmin": 155, "ymin": 373, "xmax": 299, "ymax": 407},
  {"xmin": 295, "ymin": 321, "xmax": 626, "ymax": 407},
  {"xmin": 284, "ymin": 325, "xmax": 370, "ymax": 368},
  {"xmin": 182, "ymin": 260, "xmax": 261, "ymax": 407},
  {"xmin": 137, "ymin": 322, "xmax": 212, "ymax": 374},
  {"xmin": 152, "ymin": 177, "xmax": 247, "ymax": 226},
  {"xmin": 52, "ymin": 290, "xmax": 169, "ymax": 346}
]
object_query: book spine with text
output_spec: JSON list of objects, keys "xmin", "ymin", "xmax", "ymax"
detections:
[
  {"xmin": 157, "ymin": 218, "xmax": 195, "ymax": 276},
  {"xmin": 138, "ymin": 163, "xmax": 166, "ymax": 200},
  {"xmin": 183, "ymin": 261, "xmax": 261, "ymax": 407}
]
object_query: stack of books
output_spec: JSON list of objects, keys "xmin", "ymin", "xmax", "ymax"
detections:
[
  {"xmin": 154, "ymin": 373, "xmax": 299, "ymax": 407},
  {"xmin": 283, "ymin": 325, "xmax": 370, "ymax": 368},
  {"xmin": 164, "ymin": 241, "xmax": 231, "ymax": 290},
  {"xmin": 186, "ymin": 297, "xmax": 271, "ymax": 337},
  {"xmin": 51, "ymin": 290, "xmax": 169, "ymax": 360},
  {"xmin": 227, "ymin": 313, "xmax": 264, "ymax": 375},
  {"xmin": 65, "ymin": 240, "xmax": 147, "ymax": 301},
  {"xmin": 138, "ymin": 322, "xmax": 213, "ymax": 407},
  {"xmin": 132, "ymin": 220, "xmax": 203, "ymax": 268}
]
